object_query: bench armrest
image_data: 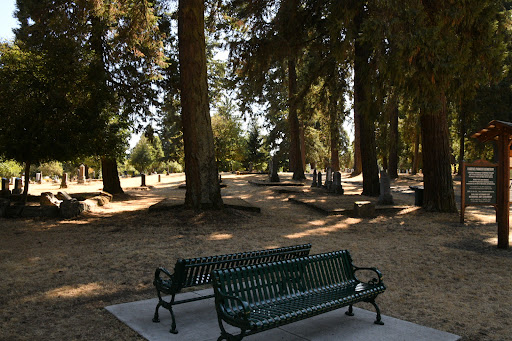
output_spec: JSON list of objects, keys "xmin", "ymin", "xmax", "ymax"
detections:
[
  {"xmin": 154, "ymin": 267, "xmax": 176, "ymax": 292},
  {"xmin": 353, "ymin": 266, "xmax": 383, "ymax": 285},
  {"xmin": 215, "ymin": 290, "xmax": 251, "ymax": 321}
]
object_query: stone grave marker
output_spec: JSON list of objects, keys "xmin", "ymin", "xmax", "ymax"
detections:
[
  {"xmin": 77, "ymin": 165, "xmax": 86, "ymax": 184},
  {"xmin": 317, "ymin": 172, "xmax": 323, "ymax": 188},
  {"xmin": 325, "ymin": 167, "xmax": 333, "ymax": 191},
  {"xmin": 12, "ymin": 178, "xmax": 23, "ymax": 195},
  {"xmin": 1, "ymin": 178, "xmax": 10, "ymax": 196},
  {"xmin": 378, "ymin": 171, "xmax": 394, "ymax": 205},
  {"xmin": 270, "ymin": 155, "xmax": 280, "ymax": 182},
  {"xmin": 40, "ymin": 192, "xmax": 62, "ymax": 207},
  {"xmin": 354, "ymin": 201, "xmax": 375, "ymax": 217},
  {"xmin": 333, "ymin": 171, "xmax": 344, "ymax": 195},
  {"xmin": 311, "ymin": 169, "xmax": 317, "ymax": 187},
  {"xmin": 60, "ymin": 173, "xmax": 69, "ymax": 189}
]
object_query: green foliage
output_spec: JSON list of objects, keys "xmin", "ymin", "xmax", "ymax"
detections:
[
  {"xmin": 166, "ymin": 160, "xmax": 183, "ymax": 173},
  {"xmin": 130, "ymin": 136, "xmax": 156, "ymax": 173},
  {"xmin": 0, "ymin": 158, "xmax": 23, "ymax": 178},
  {"xmin": 211, "ymin": 101, "xmax": 246, "ymax": 171},
  {"xmin": 37, "ymin": 161, "xmax": 64, "ymax": 178},
  {"xmin": 244, "ymin": 122, "xmax": 268, "ymax": 171}
]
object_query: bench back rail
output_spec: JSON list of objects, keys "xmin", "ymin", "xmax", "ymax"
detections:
[
  {"xmin": 153, "ymin": 243, "xmax": 312, "ymax": 334},
  {"xmin": 213, "ymin": 250, "xmax": 385, "ymax": 340}
]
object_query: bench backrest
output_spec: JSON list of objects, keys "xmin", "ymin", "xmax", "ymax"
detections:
[
  {"xmin": 212, "ymin": 250, "xmax": 355, "ymax": 308},
  {"xmin": 173, "ymin": 244, "xmax": 312, "ymax": 290}
]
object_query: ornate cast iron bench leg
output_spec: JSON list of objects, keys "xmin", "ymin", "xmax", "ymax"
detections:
[
  {"xmin": 345, "ymin": 302, "xmax": 384, "ymax": 325},
  {"xmin": 152, "ymin": 301, "xmax": 162, "ymax": 322},
  {"xmin": 345, "ymin": 304, "xmax": 354, "ymax": 316},
  {"xmin": 368, "ymin": 299, "xmax": 384, "ymax": 325}
]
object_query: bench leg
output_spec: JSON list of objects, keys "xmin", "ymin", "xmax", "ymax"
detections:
[
  {"xmin": 152, "ymin": 301, "xmax": 162, "ymax": 323},
  {"xmin": 168, "ymin": 306, "xmax": 178, "ymax": 334},
  {"xmin": 368, "ymin": 299, "xmax": 384, "ymax": 325},
  {"xmin": 345, "ymin": 304, "xmax": 354, "ymax": 316}
]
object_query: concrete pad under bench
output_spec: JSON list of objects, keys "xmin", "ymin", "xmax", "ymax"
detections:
[{"xmin": 106, "ymin": 289, "xmax": 460, "ymax": 341}]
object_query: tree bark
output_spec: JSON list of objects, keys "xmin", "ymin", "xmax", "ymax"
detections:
[
  {"xmin": 178, "ymin": 0, "xmax": 223, "ymax": 209},
  {"xmin": 457, "ymin": 107, "xmax": 466, "ymax": 176},
  {"xmin": 353, "ymin": 110, "xmax": 362, "ymax": 175},
  {"xmin": 388, "ymin": 97, "xmax": 399, "ymax": 179},
  {"xmin": 420, "ymin": 94, "xmax": 457, "ymax": 212},
  {"xmin": 288, "ymin": 58, "xmax": 305, "ymax": 180},
  {"xmin": 329, "ymin": 95, "xmax": 340, "ymax": 171},
  {"xmin": 354, "ymin": 9, "xmax": 379, "ymax": 196},
  {"xmin": 23, "ymin": 160, "xmax": 31, "ymax": 203},
  {"xmin": 101, "ymin": 157, "xmax": 123, "ymax": 194},
  {"xmin": 412, "ymin": 130, "xmax": 420, "ymax": 175}
]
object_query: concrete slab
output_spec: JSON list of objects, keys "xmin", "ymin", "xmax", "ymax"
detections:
[{"xmin": 106, "ymin": 289, "xmax": 460, "ymax": 341}]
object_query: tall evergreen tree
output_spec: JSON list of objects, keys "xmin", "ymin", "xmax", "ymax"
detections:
[{"xmin": 178, "ymin": 0, "xmax": 223, "ymax": 209}]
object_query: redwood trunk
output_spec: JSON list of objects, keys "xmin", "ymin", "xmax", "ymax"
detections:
[
  {"xmin": 353, "ymin": 110, "xmax": 362, "ymax": 175},
  {"xmin": 354, "ymin": 12, "xmax": 379, "ymax": 196},
  {"xmin": 23, "ymin": 160, "xmax": 31, "ymax": 202},
  {"xmin": 457, "ymin": 108, "xmax": 466, "ymax": 176},
  {"xmin": 388, "ymin": 99, "xmax": 399, "ymax": 179},
  {"xmin": 412, "ymin": 130, "xmax": 420, "ymax": 175},
  {"xmin": 101, "ymin": 157, "xmax": 123, "ymax": 194},
  {"xmin": 420, "ymin": 96, "xmax": 457, "ymax": 212},
  {"xmin": 178, "ymin": 0, "xmax": 223, "ymax": 209},
  {"xmin": 288, "ymin": 58, "xmax": 305, "ymax": 180},
  {"xmin": 329, "ymin": 96, "xmax": 340, "ymax": 171}
]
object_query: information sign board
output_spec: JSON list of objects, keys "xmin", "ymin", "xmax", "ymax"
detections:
[{"xmin": 464, "ymin": 166, "xmax": 497, "ymax": 205}]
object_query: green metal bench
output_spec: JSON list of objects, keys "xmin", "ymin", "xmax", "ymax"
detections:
[
  {"xmin": 212, "ymin": 250, "xmax": 386, "ymax": 341},
  {"xmin": 152, "ymin": 243, "xmax": 311, "ymax": 334}
]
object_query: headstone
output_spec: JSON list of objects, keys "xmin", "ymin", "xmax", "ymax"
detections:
[
  {"xmin": 77, "ymin": 164, "xmax": 86, "ymax": 184},
  {"xmin": 40, "ymin": 192, "xmax": 62, "ymax": 207},
  {"xmin": 270, "ymin": 155, "xmax": 280, "ymax": 182},
  {"xmin": 56, "ymin": 191, "xmax": 73, "ymax": 201},
  {"xmin": 311, "ymin": 169, "xmax": 318, "ymax": 187},
  {"xmin": 1, "ymin": 178, "xmax": 10, "ymax": 196},
  {"xmin": 354, "ymin": 201, "xmax": 375, "ymax": 218},
  {"xmin": 378, "ymin": 171, "xmax": 394, "ymax": 205},
  {"xmin": 36, "ymin": 172, "xmax": 42, "ymax": 184},
  {"xmin": 0, "ymin": 198, "xmax": 9, "ymax": 217},
  {"xmin": 317, "ymin": 172, "xmax": 323, "ymax": 188},
  {"xmin": 141, "ymin": 173, "xmax": 146, "ymax": 187},
  {"xmin": 60, "ymin": 199, "xmax": 81, "ymax": 218},
  {"xmin": 325, "ymin": 167, "xmax": 333, "ymax": 190},
  {"xmin": 333, "ymin": 172, "xmax": 344, "ymax": 195},
  {"xmin": 60, "ymin": 173, "xmax": 69, "ymax": 189},
  {"xmin": 12, "ymin": 178, "xmax": 23, "ymax": 195}
]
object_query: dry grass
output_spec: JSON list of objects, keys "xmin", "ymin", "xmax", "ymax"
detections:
[{"xmin": 1, "ymin": 173, "xmax": 511, "ymax": 340}]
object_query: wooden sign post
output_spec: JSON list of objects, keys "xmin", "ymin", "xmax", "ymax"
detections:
[{"xmin": 471, "ymin": 120, "xmax": 512, "ymax": 249}]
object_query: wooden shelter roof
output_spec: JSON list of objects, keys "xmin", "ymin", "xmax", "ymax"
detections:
[{"xmin": 471, "ymin": 120, "xmax": 512, "ymax": 143}]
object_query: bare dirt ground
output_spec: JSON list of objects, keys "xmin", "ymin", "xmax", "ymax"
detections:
[{"xmin": 1, "ymin": 172, "xmax": 511, "ymax": 340}]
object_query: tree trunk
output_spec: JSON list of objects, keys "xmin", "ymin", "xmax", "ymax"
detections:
[
  {"xmin": 388, "ymin": 97, "xmax": 399, "ymax": 179},
  {"xmin": 412, "ymin": 130, "xmax": 420, "ymax": 175},
  {"xmin": 353, "ymin": 110, "xmax": 362, "ymax": 175},
  {"xmin": 23, "ymin": 160, "xmax": 31, "ymax": 203},
  {"xmin": 329, "ymin": 95, "xmax": 340, "ymax": 171},
  {"xmin": 288, "ymin": 57, "xmax": 305, "ymax": 180},
  {"xmin": 457, "ymin": 107, "xmax": 466, "ymax": 176},
  {"xmin": 354, "ymin": 10, "xmax": 379, "ymax": 196},
  {"xmin": 420, "ymin": 94, "xmax": 457, "ymax": 212},
  {"xmin": 178, "ymin": 0, "xmax": 223, "ymax": 210},
  {"xmin": 101, "ymin": 157, "xmax": 123, "ymax": 194}
]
